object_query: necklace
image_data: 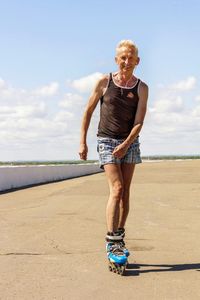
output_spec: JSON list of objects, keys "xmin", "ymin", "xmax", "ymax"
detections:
[
  {"xmin": 116, "ymin": 74, "xmax": 133, "ymax": 87},
  {"xmin": 116, "ymin": 73, "xmax": 135, "ymax": 96}
]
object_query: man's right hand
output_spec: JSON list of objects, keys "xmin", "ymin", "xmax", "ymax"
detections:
[{"xmin": 79, "ymin": 144, "xmax": 88, "ymax": 160}]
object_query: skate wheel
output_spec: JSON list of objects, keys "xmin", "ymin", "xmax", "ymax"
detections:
[
  {"xmin": 108, "ymin": 265, "xmax": 112, "ymax": 272},
  {"xmin": 116, "ymin": 265, "xmax": 121, "ymax": 275},
  {"xmin": 119, "ymin": 269, "xmax": 124, "ymax": 275},
  {"xmin": 119, "ymin": 265, "xmax": 125, "ymax": 276}
]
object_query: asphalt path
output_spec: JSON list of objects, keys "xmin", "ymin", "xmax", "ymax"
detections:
[{"xmin": 0, "ymin": 160, "xmax": 200, "ymax": 300}]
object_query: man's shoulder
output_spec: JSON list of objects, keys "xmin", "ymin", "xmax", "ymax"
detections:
[
  {"xmin": 139, "ymin": 79, "xmax": 148, "ymax": 90},
  {"xmin": 99, "ymin": 73, "xmax": 110, "ymax": 83},
  {"xmin": 138, "ymin": 79, "xmax": 148, "ymax": 101},
  {"xmin": 96, "ymin": 73, "xmax": 110, "ymax": 89}
]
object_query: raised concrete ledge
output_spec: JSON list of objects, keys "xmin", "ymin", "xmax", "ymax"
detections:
[{"xmin": 0, "ymin": 164, "xmax": 102, "ymax": 192}]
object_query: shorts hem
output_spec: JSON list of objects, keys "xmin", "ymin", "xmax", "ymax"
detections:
[
  {"xmin": 99, "ymin": 159, "xmax": 142, "ymax": 170},
  {"xmin": 99, "ymin": 161, "xmax": 121, "ymax": 170}
]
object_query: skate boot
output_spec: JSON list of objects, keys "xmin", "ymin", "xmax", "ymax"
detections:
[
  {"xmin": 106, "ymin": 232, "xmax": 127, "ymax": 275},
  {"xmin": 116, "ymin": 228, "xmax": 130, "ymax": 257}
]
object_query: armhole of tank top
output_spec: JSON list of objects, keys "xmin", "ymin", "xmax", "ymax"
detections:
[
  {"xmin": 102, "ymin": 73, "xmax": 111, "ymax": 96},
  {"xmin": 137, "ymin": 79, "xmax": 141, "ymax": 98}
]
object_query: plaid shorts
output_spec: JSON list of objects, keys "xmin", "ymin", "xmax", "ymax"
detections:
[{"xmin": 97, "ymin": 136, "xmax": 142, "ymax": 170}]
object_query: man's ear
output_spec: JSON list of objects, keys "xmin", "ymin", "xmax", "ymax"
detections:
[
  {"xmin": 136, "ymin": 57, "xmax": 140, "ymax": 65},
  {"xmin": 115, "ymin": 56, "xmax": 118, "ymax": 64}
]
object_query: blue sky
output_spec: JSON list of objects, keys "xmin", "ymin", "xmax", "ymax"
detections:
[{"xmin": 0, "ymin": 0, "xmax": 200, "ymax": 160}]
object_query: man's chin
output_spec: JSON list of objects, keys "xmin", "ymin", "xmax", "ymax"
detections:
[{"xmin": 123, "ymin": 66, "xmax": 133, "ymax": 71}]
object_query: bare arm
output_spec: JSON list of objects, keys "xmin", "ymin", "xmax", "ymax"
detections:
[
  {"xmin": 79, "ymin": 75, "xmax": 108, "ymax": 160},
  {"xmin": 112, "ymin": 81, "xmax": 149, "ymax": 158}
]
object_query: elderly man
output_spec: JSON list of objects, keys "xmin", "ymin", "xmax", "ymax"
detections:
[{"xmin": 79, "ymin": 40, "xmax": 148, "ymax": 274}]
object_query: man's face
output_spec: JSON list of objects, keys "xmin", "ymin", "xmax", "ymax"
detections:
[{"xmin": 115, "ymin": 47, "xmax": 139, "ymax": 72}]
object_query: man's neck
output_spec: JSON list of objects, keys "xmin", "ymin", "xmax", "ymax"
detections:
[{"xmin": 118, "ymin": 71, "xmax": 134, "ymax": 82}]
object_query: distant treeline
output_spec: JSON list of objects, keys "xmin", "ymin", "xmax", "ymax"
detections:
[
  {"xmin": 142, "ymin": 155, "xmax": 200, "ymax": 160},
  {"xmin": 0, "ymin": 160, "xmax": 98, "ymax": 166},
  {"xmin": 0, "ymin": 156, "xmax": 200, "ymax": 166}
]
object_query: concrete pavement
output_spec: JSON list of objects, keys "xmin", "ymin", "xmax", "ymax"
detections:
[{"xmin": 0, "ymin": 160, "xmax": 200, "ymax": 300}]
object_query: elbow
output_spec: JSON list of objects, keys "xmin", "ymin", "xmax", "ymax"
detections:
[
  {"xmin": 133, "ymin": 122, "xmax": 143, "ymax": 134},
  {"xmin": 134, "ymin": 122, "xmax": 143, "ymax": 128}
]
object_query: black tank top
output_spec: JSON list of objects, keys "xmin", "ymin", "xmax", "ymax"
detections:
[{"xmin": 97, "ymin": 73, "xmax": 140, "ymax": 139}]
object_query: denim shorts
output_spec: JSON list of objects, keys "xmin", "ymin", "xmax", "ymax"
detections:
[{"xmin": 97, "ymin": 136, "xmax": 142, "ymax": 170}]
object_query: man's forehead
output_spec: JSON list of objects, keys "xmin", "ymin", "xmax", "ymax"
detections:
[{"xmin": 117, "ymin": 47, "xmax": 137, "ymax": 56}]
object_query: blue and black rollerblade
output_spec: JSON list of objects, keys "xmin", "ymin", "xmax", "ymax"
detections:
[{"xmin": 106, "ymin": 232, "xmax": 128, "ymax": 275}]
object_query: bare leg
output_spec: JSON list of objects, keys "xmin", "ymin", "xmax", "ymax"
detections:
[
  {"xmin": 118, "ymin": 163, "xmax": 135, "ymax": 229},
  {"xmin": 104, "ymin": 164, "xmax": 123, "ymax": 232}
]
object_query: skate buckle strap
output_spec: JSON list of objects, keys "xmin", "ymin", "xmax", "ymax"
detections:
[
  {"xmin": 106, "ymin": 232, "xmax": 123, "ymax": 242},
  {"xmin": 109, "ymin": 243, "xmax": 125, "ymax": 256}
]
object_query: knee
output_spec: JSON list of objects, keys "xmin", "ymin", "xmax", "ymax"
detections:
[
  {"xmin": 111, "ymin": 182, "xmax": 124, "ymax": 200},
  {"xmin": 120, "ymin": 187, "xmax": 130, "ymax": 206},
  {"xmin": 122, "ymin": 185, "xmax": 130, "ymax": 196}
]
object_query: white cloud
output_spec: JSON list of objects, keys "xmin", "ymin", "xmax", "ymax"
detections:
[
  {"xmin": 0, "ymin": 78, "xmax": 6, "ymax": 88},
  {"xmin": 0, "ymin": 77, "xmax": 87, "ymax": 160},
  {"xmin": 195, "ymin": 95, "xmax": 200, "ymax": 102},
  {"xmin": 59, "ymin": 93, "xmax": 84, "ymax": 108},
  {"xmin": 33, "ymin": 82, "xmax": 59, "ymax": 97},
  {"xmin": 0, "ymin": 114, "xmax": 69, "ymax": 142},
  {"xmin": 0, "ymin": 106, "xmax": 16, "ymax": 114},
  {"xmin": 150, "ymin": 96, "xmax": 184, "ymax": 113},
  {"xmin": 0, "ymin": 102, "xmax": 47, "ymax": 119},
  {"xmin": 54, "ymin": 110, "xmax": 74, "ymax": 122},
  {"xmin": 17, "ymin": 102, "xmax": 47, "ymax": 118},
  {"xmin": 0, "ymin": 85, "xmax": 26, "ymax": 101},
  {"xmin": 170, "ymin": 76, "xmax": 196, "ymax": 91},
  {"xmin": 0, "ymin": 79, "xmax": 60, "ymax": 104},
  {"xmin": 192, "ymin": 105, "xmax": 200, "ymax": 117},
  {"xmin": 69, "ymin": 72, "xmax": 103, "ymax": 93},
  {"xmin": 141, "ymin": 76, "xmax": 200, "ymax": 155}
]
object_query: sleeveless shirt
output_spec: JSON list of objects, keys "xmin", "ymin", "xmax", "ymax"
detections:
[{"xmin": 97, "ymin": 73, "xmax": 140, "ymax": 139}]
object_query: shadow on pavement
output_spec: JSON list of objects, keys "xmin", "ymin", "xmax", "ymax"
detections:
[{"xmin": 125, "ymin": 262, "xmax": 200, "ymax": 276}]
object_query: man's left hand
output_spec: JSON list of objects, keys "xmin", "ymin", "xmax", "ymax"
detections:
[{"xmin": 112, "ymin": 143, "xmax": 129, "ymax": 159}]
